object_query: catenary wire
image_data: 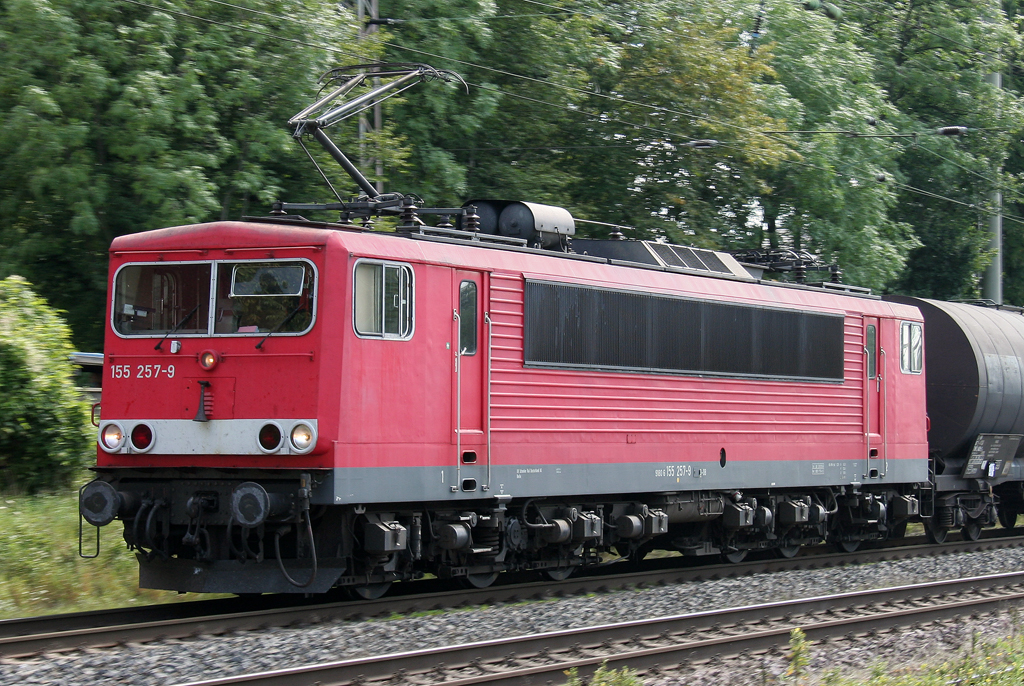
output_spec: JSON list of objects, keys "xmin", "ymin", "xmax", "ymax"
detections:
[
  {"xmin": 115, "ymin": 0, "xmax": 738, "ymax": 157},
  {"xmin": 371, "ymin": 12, "xmax": 572, "ymax": 21},
  {"xmin": 119, "ymin": 0, "xmax": 1024, "ymax": 227},
  {"xmin": 203, "ymin": 0, "xmax": 570, "ymax": 23},
  {"xmin": 119, "ymin": 0, "xmax": 375, "ymax": 61},
  {"xmin": 177, "ymin": 0, "xmax": 779, "ymax": 144}
]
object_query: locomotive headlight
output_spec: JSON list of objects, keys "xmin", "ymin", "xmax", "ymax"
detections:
[
  {"xmin": 99, "ymin": 422, "xmax": 125, "ymax": 452},
  {"xmin": 289, "ymin": 423, "xmax": 315, "ymax": 453},
  {"xmin": 129, "ymin": 423, "xmax": 154, "ymax": 452},
  {"xmin": 198, "ymin": 349, "xmax": 220, "ymax": 370}
]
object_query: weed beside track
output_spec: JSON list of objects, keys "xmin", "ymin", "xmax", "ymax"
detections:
[{"xmin": 0, "ymin": 490, "xmax": 213, "ymax": 619}]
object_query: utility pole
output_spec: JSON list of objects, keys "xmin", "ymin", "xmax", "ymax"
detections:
[
  {"xmin": 982, "ymin": 71, "xmax": 1003, "ymax": 304},
  {"xmin": 356, "ymin": 0, "xmax": 384, "ymax": 194}
]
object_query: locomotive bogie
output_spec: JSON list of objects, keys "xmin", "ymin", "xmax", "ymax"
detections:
[{"xmin": 87, "ymin": 462, "xmax": 930, "ymax": 593}]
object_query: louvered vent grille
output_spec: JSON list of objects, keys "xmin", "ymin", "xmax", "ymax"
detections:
[
  {"xmin": 648, "ymin": 243, "xmax": 684, "ymax": 267},
  {"xmin": 570, "ymin": 239, "xmax": 736, "ymax": 275}
]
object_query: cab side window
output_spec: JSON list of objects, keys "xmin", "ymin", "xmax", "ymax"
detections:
[
  {"xmin": 354, "ymin": 261, "xmax": 414, "ymax": 339},
  {"xmin": 866, "ymin": 325, "xmax": 877, "ymax": 379},
  {"xmin": 459, "ymin": 280, "xmax": 478, "ymax": 355},
  {"xmin": 900, "ymin": 322, "xmax": 923, "ymax": 374}
]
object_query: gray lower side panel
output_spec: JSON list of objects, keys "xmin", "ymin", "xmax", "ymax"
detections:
[{"xmin": 319, "ymin": 459, "xmax": 930, "ymax": 505}]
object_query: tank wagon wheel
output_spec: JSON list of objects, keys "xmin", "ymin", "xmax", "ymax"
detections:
[
  {"xmin": 350, "ymin": 582, "xmax": 392, "ymax": 600},
  {"xmin": 464, "ymin": 572, "xmax": 499, "ymax": 589},
  {"xmin": 999, "ymin": 508, "xmax": 1018, "ymax": 530},
  {"xmin": 776, "ymin": 544, "xmax": 801, "ymax": 559},
  {"xmin": 546, "ymin": 567, "xmax": 575, "ymax": 581},
  {"xmin": 961, "ymin": 519, "xmax": 983, "ymax": 542},
  {"xmin": 835, "ymin": 540, "xmax": 860, "ymax": 553},
  {"xmin": 924, "ymin": 521, "xmax": 948, "ymax": 544},
  {"xmin": 723, "ymin": 550, "xmax": 748, "ymax": 564}
]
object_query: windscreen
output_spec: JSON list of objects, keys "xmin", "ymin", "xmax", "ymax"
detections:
[
  {"xmin": 113, "ymin": 260, "xmax": 315, "ymax": 337},
  {"xmin": 215, "ymin": 262, "xmax": 314, "ymax": 334},
  {"xmin": 113, "ymin": 263, "xmax": 211, "ymax": 335}
]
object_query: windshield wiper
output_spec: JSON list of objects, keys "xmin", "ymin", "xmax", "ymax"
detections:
[
  {"xmin": 155, "ymin": 305, "xmax": 200, "ymax": 351},
  {"xmin": 255, "ymin": 304, "xmax": 305, "ymax": 349}
]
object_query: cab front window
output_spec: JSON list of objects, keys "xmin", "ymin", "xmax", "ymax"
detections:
[
  {"xmin": 112, "ymin": 259, "xmax": 316, "ymax": 337},
  {"xmin": 215, "ymin": 262, "xmax": 315, "ymax": 335},
  {"xmin": 113, "ymin": 263, "xmax": 211, "ymax": 335}
]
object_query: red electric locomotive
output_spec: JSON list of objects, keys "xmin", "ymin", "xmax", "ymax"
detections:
[{"xmin": 77, "ymin": 65, "xmax": 1022, "ymax": 596}]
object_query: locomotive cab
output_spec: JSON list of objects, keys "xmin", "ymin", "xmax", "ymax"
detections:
[{"xmin": 82, "ymin": 222, "xmax": 350, "ymax": 593}]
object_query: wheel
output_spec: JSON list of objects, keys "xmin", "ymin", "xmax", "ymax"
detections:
[
  {"xmin": 464, "ymin": 572, "xmax": 499, "ymax": 589},
  {"xmin": 723, "ymin": 549, "xmax": 748, "ymax": 564},
  {"xmin": 962, "ymin": 519, "xmax": 983, "ymax": 541},
  {"xmin": 999, "ymin": 508, "xmax": 1018, "ymax": 529},
  {"xmin": 836, "ymin": 539, "xmax": 860, "ymax": 553},
  {"xmin": 925, "ymin": 520, "xmax": 948, "ymax": 544},
  {"xmin": 776, "ymin": 544, "xmax": 801, "ymax": 559},
  {"xmin": 350, "ymin": 582, "xmax": 392, "ymax": 600},
  {"xmin": 546, "ymin": 567, "xmax": 574, "ymax": 581}
]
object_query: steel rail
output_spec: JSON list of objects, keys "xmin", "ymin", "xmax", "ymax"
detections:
[
  {"xmin": 173, "ymin": 570, "xmax": 1024, "ymax": 686},
  {"xmin": 2, "ymin": 532, "xmax": 1022, "ymax": 658}
]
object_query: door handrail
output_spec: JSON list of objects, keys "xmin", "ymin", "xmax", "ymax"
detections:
[
  {"xmin": 485, "ymin": 312, "xmax": 493, "ymax": 490},
  {"xmin": 863, "ymin": 343, "xmax": 871, "ymax": 479},
  {"xmin": 453, "ymin": 308, "xmax": 461, "ymax": 491},
  {"xmin": 880, "ymin": 347, "xmax": 887, "ymax": 477}
]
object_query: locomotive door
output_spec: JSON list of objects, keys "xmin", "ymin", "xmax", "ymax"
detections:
[
  {"xmin": 864, "ymin": 317, "xmax": 886, "ymax": 478},
  {"xmin": 452, "ymin": 270, "xmax": 489, "ymax": 492}
]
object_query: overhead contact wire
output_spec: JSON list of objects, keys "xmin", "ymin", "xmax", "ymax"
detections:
[{"xmin": 120, "ymin": 0, "xmax": 1021, "ymax": 227}]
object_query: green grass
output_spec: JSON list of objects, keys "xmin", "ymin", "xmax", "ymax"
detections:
[
  {"xmin": 790, "ymin": 628, "xmax": 1024, "ymax": 686},
  {"xmin": 0, "ymin": 489, "xmax": 210, "ymax": 619}
]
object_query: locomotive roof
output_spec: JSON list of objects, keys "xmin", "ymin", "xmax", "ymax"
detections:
[
  {"xmin": 110, "ymin": 220, "xmax": 334, "ymax": 252},
  {"xmin": 110, "ymin": 217, "xmax": 923, "ymax": 321}
]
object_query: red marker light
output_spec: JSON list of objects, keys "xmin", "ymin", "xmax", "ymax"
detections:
[
  {"xmin": 258, "ymin": 424, "xmax": 282, "ymax": 452},
  {"xmin": 131, "ymin": 424, "xmax": 153, "ymax": 451}
]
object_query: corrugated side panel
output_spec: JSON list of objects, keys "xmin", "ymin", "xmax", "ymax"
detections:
[{"xmin": 487, "ymin": 273, "xmax": 866, "ymax": 463}]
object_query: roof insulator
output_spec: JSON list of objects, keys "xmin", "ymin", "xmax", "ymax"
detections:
[{"xmin": 937, "ymin": 126, "xmax": 968, "ymax": 136}]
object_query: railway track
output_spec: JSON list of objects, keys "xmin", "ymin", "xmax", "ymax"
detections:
[
  {"xmin": 2, "ymin": 532, "xmax": 1021, "ymax": 659},
  {"xmin": 178, "ymin": 570, "xmax": 1024, "ymax": 686}
]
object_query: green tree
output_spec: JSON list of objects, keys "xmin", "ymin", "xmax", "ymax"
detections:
[
  {"xmin": 736, "ymin": 0, "xmax": 921, "ymax": 290},
  {"xmin": 379, "ymin": 0, "xmax": 792, "ymax": 241},
  {"xmin": 843, "ymin": 0, "xmax": 1024, "ymax": 299},
  {"xmin": 0, "ymin": 276, "xmax": 93, "ymax": 493},
  {"xmin": 0, "ymin": 0, "xmax": 385, "ymax": 350}
]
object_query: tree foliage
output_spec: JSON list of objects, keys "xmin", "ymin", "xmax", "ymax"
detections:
[
  {"xmin": 0, "ymin": 276, "xmax": 93, "ymax": 493},
  {"xmin": 3, "ymin": 0, "xmax": 1024, "ymax": 354},
  {"xmin": 375, "ymin": 0, "xmax": 1024, "ymax": 294},
  {"xmin": 0, "ymin": 0, "xmax": 385, "ymax": 349}
]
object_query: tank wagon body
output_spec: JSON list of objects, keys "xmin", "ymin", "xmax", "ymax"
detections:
[
  {"xmin": 82, "ymin": 217, "xmax": 943, "ymax": 595},
  {"xmin": 885, "ymin": 296, "xmax": 1024, "ymax": 538}
]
